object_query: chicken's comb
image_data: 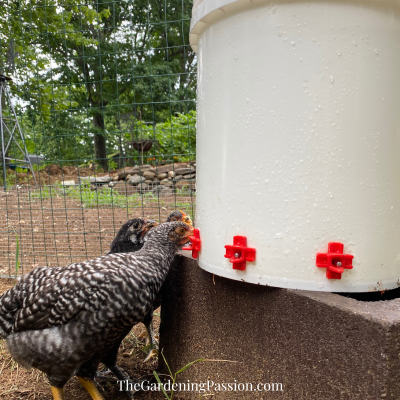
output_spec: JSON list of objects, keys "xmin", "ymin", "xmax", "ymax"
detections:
[{"xmin": 180, "ymin": 210, "xmax": 193, "ymax": 227}]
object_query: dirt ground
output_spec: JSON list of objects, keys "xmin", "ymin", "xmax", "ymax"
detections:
[
  {"xmin": 11, "ymin": 164, "xmax": 122, "ymax": 187},
  {"xmin": 0, "ymin": 278, "xmax": 167, "ymax": 400},
  {"xmin": 0, "ymin": 188, "xmax": 194, "ymax": 275}
]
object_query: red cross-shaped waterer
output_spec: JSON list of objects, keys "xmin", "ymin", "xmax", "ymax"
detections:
[
  {"xmin": 316, "ymin": 242, "xmax": 354, "ymax": 279},
  {"xmin": 182, "ymin": 228, "xmax": 201, "ymax": 259},
  {"xmin": 224, "ymin": 236, "xmax": 256, "ymax": 271}
]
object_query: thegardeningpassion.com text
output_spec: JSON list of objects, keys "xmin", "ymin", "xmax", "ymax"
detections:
[{"xmin": 118, "ymin": 379, "xmax": 283, "ymax": 393}]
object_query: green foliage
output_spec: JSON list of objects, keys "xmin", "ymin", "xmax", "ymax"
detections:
[
  {"xmin": 121, "ymin": 111, "xmax": 196, "ymax": 164},
  {"xmin": 155, "ymin": 111, "xmax": 196, "ymax": 161},
  {"xmin": 0, "ymin": 171, "xmax": 17, "ymax": 187},
  {"xmin": 15, "ymin": 167, "xmax": 29, "ymax": 173},
  {"xmin": 0, "ymin": 0, "xmax": 196, "ymax": 169},
  {"xmin": 108, "ymin": 160, "xmax": 118, "ymax": 171},
  {"xmin": 31, "ymin": 164, "xmax": 48, "ymax": 172}
]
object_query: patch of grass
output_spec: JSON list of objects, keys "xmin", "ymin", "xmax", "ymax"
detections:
[
  {"xmin": 153, "ymin": 355, "xmax": 238, "ymax": 399},
  {"xmin": 153, "ymin": 353, "xmax": 205, "ymax": 400},
  {"xmin": 0, "ymin": 172, "xmax": 16, "ymax": 187},
  {"xmin": 29, "ymin": 185, "xmax": 58, "ymax": 201},
  {"xmin": 29, "ymin": 184, "xmax": 195, "ymax": 211},
  {"xmin": 67, "ymin": 185, "xmax": 141, "ymax": 208}
]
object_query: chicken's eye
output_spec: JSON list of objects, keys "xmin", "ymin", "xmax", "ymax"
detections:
[
  {"xmin": 133, "ymin": 222, "xmax": 140, "ymax": 229},
  {"xmin": 178, "ymin": 227, "xmax": 186, "ymax": 235}
]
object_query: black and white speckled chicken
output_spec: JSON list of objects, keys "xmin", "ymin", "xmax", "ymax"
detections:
[
  {"xmin": 107, "ymin": 211, "xmax": 193, "ymax": 362},
  {"xmin": 0, "ymin": 221, "xmax": 194, "ymax": 400}
]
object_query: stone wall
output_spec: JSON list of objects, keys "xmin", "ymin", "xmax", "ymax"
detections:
[
  {"xmin": 112, "ymin": 162, "xmax": 196, "ymax": 196},
  {"xmin": 62, "ymin": 162, "xmax": 197, "ymax": 197}
]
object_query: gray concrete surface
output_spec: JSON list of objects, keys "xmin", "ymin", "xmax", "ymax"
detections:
[{"xmin": 159, "ymin": 255, "xmax": 400, "ymax": 399}]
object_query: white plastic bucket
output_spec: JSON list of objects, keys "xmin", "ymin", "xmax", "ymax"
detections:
[{"xmin": 192, "ymin": 0, "xmax": 400, "ymax": 292}]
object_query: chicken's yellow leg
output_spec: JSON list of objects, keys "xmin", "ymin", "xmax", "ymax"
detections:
[
  {"xmin": 78, "ymin": 377, "xmax": 105, "ymax": 400},
  {"xmin": 50, "ymin": 386, "xmax": 64, "ymax": 400}
]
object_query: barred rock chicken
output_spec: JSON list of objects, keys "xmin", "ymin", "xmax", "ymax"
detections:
[
  {"xmin": 94, "ymin": 213, "xmax": 193, "ymax": 391},
  {"xmin": 108, "ymin": 210, "xmax": 193, "ymax": 360},
  {"xmin": 0, "ymin": 221, "xmax": 194, "ymax": 400}
]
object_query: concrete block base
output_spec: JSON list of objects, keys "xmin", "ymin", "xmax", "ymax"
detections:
[{"xmin": 159, "ymin": 256, "xmax": 400, "ymax": 399}]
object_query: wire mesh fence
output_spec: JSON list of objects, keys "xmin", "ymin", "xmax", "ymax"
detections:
[{"xmin": 0, "ymin": 0, "xmax": 196, "ymax": 276}]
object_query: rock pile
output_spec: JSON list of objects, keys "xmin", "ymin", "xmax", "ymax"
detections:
[{"xmin": 78, "ymin": 162, "xmax": 196, "ymax": 196}]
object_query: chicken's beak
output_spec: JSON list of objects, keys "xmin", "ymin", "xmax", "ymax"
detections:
[
  {"xmin": 179, "ymin": 226, "xmax": 195, "ymax": 245},
  {"xmin": 139, "ymin": 220, "xmax": 159, "ymax": 237},
  {"xmin": 179, "ymin": 210, "xmax": 193, "ymax": 227}
]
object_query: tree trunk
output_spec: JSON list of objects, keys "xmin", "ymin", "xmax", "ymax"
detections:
[{"xmin": 93, "ymin": 111, "xmax": 108, "ymax": 171}]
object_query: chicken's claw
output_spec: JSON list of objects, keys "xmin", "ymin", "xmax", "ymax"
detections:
[
  {"xmin": 95, "ymin": 369, "xmax": 118, "ymax": 382},
  {"xmin": 107, "ymin": 365, "xmax": 136, "ymax": 399},
  {"xmin": 144, "ymin": 348, "xmax": 158, "ymax": 363}
]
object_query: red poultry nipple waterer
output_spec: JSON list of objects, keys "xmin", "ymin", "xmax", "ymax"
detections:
[
  {"xmin": 316, "ymin": 242, "xmax": 354, "ymax": 279},
  {"xmin": 224, "ymin": 236, "xmax": 256, "ymax": 271},
  {"xmin": 182, "ymin": 228, "xmax": 201, "ymax": 259}
]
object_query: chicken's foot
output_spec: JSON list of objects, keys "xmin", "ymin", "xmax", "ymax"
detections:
[
  {"xmin": 95, "ymin": 369, "xmax": 119, "ymax": 382},
  {"xmin": 136, "ymin": 329, "xmax": 150, "ymax": 345},
  {"xmin": 108, "ymin": 365, "xmax": 136, "ymax": 399},
  {"xmin": 137, "ymin": 328, "xmax": 159, "ymax": 344},
  {"xmin": 78, "ymin": 377, "xmax": 106, "ymax": 400}
]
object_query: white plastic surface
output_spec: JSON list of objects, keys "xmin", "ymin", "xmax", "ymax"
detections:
[{"xmin": 193, "ymin": 0, "xmax": 400, "ymax": 292}]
